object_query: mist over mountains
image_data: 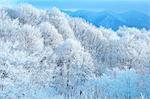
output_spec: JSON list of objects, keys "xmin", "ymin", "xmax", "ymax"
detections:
[
  {"xmin": 64, "ymin": 10, "xmax": 150, "ymax": 30},
  {"xmin": 0, "ymin": 4, "xmax": 150, "ymax": 99}
]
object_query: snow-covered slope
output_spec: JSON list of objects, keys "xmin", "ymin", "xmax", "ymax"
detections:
[{"xmin": 0, "ymin": 4, "xmax": 150, "ymax": 99}]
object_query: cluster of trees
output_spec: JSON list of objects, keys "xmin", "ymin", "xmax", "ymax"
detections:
[{"xmin": 0, "ymin": 4, "xmax": 149, "ymax": 99}]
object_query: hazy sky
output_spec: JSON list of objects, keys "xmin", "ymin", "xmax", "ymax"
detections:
[{"xmin": 0, "ymin": 0, "xmax": 150, "ymax": 13}]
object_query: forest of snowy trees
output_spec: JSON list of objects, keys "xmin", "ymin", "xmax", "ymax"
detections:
[{"xmin": 0, "ymin": 4, "xmax": 150, "ymax": 99}]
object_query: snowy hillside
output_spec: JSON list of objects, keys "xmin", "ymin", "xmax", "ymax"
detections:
[{"xmin": 0, "ymin": 4, "xmax": 150, "ymax": 99}]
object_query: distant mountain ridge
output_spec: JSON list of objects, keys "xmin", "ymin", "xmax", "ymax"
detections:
[{"xmin": 64, "ymin": 10, "xmax": 150, "ymax": 30}]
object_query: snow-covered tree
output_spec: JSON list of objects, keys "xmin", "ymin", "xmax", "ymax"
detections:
[
  {"xmin": 39, "ymin": 22, "xmax": 63, "ymax": 49},
  {"xmin": 93, "ymin": 68, "xmax": 142, "ymax": 99},
  {"xmin": 16, "ymin": 4, "xmax": 43, "ymax": 25},
  {"xmin": 53, "ymin": 39, "xmax": 94, "ymax": 97},
  {"xmin": 18, "ymin": 24, "xmax": 44, "ymax": 54},
  {"xmin": 0, "ymin": 4, "xmax": 150, "ymax": 99},
  {"xmin": 48, "ymin": 7, "xmax": 75, "ymax": 39}
]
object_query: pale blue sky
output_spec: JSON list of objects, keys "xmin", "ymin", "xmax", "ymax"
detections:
[{"xmin": 0, "ymin": 0, "xmax": 150, "ymax": 13}]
